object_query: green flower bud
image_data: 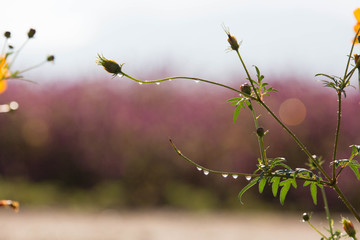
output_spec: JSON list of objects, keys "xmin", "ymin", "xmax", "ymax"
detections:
[
  {"xmin": 96, "ymin": 54, "xmax": 123, "ymax": 77},
  {"xmin": 240, "ymin": 83, "xmax": 252, "ymax": 95},
  {"xmin": 27, "ymin": 28, "xmax": 36, "ymax": 38},
  {"xmin": 4, "ymin": 31, "xmax": 11, "ymax": 38},
  {"xmin": 342, "ymin": 218, "xmax": 356, "ymax": 238},
  {"xmin": 256, "ymin": 127, "xmax": 265, "ymax": 137},
  {"xmin": 47, "ymin": 55, "xmax": 55, "ymax": 62},
  {"xmin": 302, "ymin": 213, "xmax": 310, "ymax": 222}
]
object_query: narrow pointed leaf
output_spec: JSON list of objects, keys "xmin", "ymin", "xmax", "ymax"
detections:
[
  {"xmin": 238, "ymin": 177, "xmax": 259, "ymax": 204},
  {"xmin": 258, "ymin": 178, "xmax": 266, "ymax": 194},
  {"xmin": 271, "ymin": 177, "xmax": 280, "ymax": 197},
  {"xmin": 310, "ymin": 183, "xmax": 318, "ymax": 205}
]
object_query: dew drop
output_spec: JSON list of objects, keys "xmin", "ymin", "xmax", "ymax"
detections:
[
  {"xmin": 203, "ymin": 170, "xmax": 209, "ymax": 175},
  {"xmin": 194, "ymin": 80, "xmax": 200, "ymax": 83},
  {"xmin": 196, "ymin": 167, "xmax": 202, "ymax": 171},
  {"xmin": 245, "ymin": 176, "xmax": 252, "ymax": 181},
  {"xmin": 156, "ymin": 82, "xmax": 160, "ymax": 85},
  {"xmin": 138, "ymin": 82, "xmax": 143, "ymax": 85},
  {"xmin": 232, "ymin": 175, "xmax": 239, "ymax": 179},
  {"xmin": 222, "ymin": 174, "xmax": 228, "ymax": 178}
]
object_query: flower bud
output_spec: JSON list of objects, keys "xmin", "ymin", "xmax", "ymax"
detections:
[
  {"xmin": 47, "ymin": 55, "xmax": 55, "ymax": 62},
  {"xmin": 302, "ymin": 212, "xmax": 310, "ymax": 222},
  {"xmin": 227, "ymin": 34, "xmax": 239, "ymax": 51},
  {"xmin": 240, "ymin": 83, "xmax": 252, "ymax": 95},
  {"xmin": 355, "ymin": 54, "xmax": 360, "ymax": 67},
  {"xmin": 4, "ymin": 31, "xmax": 11, "ymax": 38},
  {"xmin": 27, "ymin": 28, "xmax": 36, "ymax": 38},
  {"xmin": 97, "ymin": 54, "xmax": 123, "ymax": 77},
  {"xmin": 342, "ymin": 217, "xmax": 356, "ymax": 238},
  {"xmin": 256, "ymin": 127, "xmax": 265, "ymax": 137}
]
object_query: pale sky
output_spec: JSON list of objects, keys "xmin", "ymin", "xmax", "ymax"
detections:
[{"xmin": 1, "ymin": 0, "xmax": 360, "ymax": 84}]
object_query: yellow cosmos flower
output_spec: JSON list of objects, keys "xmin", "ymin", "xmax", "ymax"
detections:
[
  {"xmin": 354, "ymin": 8, "xmax": 360, "ymax": 44},
  {"xmin": 0, "ymin": 54, "xmax": 11, "ymax": 94}
]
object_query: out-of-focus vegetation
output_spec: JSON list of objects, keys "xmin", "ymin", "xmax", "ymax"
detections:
[{"xmin": 0, "ymin": 77, "xmax": 359, "ymax": 211}]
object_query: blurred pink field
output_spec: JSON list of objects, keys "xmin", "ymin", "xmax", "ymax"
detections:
[{"xmin": 0, "ymin": 209, "xmax": 322, "ymax": 240}]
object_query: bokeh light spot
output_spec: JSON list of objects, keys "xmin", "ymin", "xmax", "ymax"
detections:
[{"xmin": 279, "ymin": 98, "xmax": 306, "ymax": 126}]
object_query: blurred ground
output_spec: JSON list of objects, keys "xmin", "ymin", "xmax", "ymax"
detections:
[{"xmin": 0, "ymin": 209, "xmax": 322, "ymax": 240}]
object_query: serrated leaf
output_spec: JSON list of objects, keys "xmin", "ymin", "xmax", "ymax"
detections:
[
  {"xmin": 271, "ymin": 177, "xmax": 280, "ymax": 197},
  {"xmin": 258, "ymin": 178, "xmax": 266, "ymax": 193},
  {"xmin": 238, "ymin": 177, "xmax": 259, "ymax": 204},
  {"xmin": 310, "ymin": 182, "xmax": 318, "ymax": 205}
]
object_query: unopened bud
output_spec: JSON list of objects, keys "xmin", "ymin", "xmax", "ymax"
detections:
[
  {"xmin": 227, "ymin": 34, "xmax": 239, "ymax": 51},
  {"xmin": 47, "ymin": 55, "xmax": 55, "ymax": 62},
  {"xmin": 256, "ymin": 127, "xmax": 265, "ymax": 137},
  {"xmin": 27, "ymin": 28, "xmax": 36, "ymax": 38},
  {"xmin": 240, "ymin": 83, "xmax": 252, "ymax": 95},
  {"xmin": 4, "ymin": 31, "xmax": 11, "ymax": 38},
  {"xmin": 97, "ymin": 54, "xmax": 123, "ymax": 77},
  {"xmin": 355, "ymin": 54, "xmax": 360, "ymax": 67},
  {"xmin": 342, "ymin": 217, "xmax": 356, "ymax": 238},
  {"xmin": 302, "ymin": 212, "xmax": 310, "ymax": 222}
]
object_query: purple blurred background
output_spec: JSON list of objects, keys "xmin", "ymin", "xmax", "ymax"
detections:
[{"xmin": 0, "ymin": 75, "xmax": 359, "ymax": 211}]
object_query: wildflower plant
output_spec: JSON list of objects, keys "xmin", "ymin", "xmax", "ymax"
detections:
[
  {"xmin": 0, "ymin": 28, "xmax": 54, "ymax": 211},
  {"xmin": 98, "ymin": 9, "xmax": 360, "ymax": 239}
]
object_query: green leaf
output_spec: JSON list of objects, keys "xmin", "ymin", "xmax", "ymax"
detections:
[
  {"xmin": 258, "ymin": 178, "xmax": 266, "ymax": 194},
  {"xmin": 271, "ymin": 177, "xmax": 280, "ymax": 197},
  {"xmin": 310, "ymin": 182, "xmax": 318, "ymax": 205},
  {"xmin": 350, "ymin": 145, "xmax": 360, "ymax": 156},
  {"xmin": 227, "ymin": 97, "xmax": 242, "ymax": 103},
  {"xmin": 238, "ymin": 177, "xmax": 259, "ymax": 204},
  {"xmin": 348, "ymin": 160, "xmax": 360, "ymax": 180},
  {"xmin": 303, "ymin": 181, "xmax": 311, "ymax": 187},
  {"xmin": 233, "ymin": 104, "xmax": 242, "ymax": 123},
  {"xmin": 279, "ymin": 179, "xmax": 292, "ymax": 205}
]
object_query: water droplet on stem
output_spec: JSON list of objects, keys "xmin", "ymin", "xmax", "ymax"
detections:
[
  {"xmin": 232, "ymin": 175, "xmax": 239, "ymax": 179},
  {"xmin": 203, "ymin": 170, "xmax": 209, "ymax": 175},
  {"xmin": 222, "ymin": 174, "xmax": 228, "ymax": 178}
]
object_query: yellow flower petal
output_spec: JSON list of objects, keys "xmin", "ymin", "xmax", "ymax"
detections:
[
  {"xmin": 355, "ymin": 8, "xmax": 360, "ymax": 23},
  {"xmin": 0, "ymin": 80, "xmax": 7, "ymax": 94}
]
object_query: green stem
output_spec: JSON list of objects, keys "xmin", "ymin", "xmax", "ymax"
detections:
[
  {"xmin": 343, "ymin": 27, "xmax": 360, "ymax": 85},
  {"xmin": 320, "ymin": 185, "xmax": 334, "ymax": 236},
  {"xmin": 259, "ymin": 102, "xmax": 332, "ymax": 182},
  {"xmin": 232, "ymin": 49, "xmax": 331, "ymax": 181},
  {"xmin": 235, "ymin": 50, "xmax": 261, "ymax": 100},
  {"xmin": 248, "ymin": 101, "xmax": 267, "ymax": 165},
  {"xmin": 332, "ymin": 92, "xmax": 342, "ymax": 180},
  {"xmin": 169, "ymin": 139, "xmax": 331, "ymax": 185},
  {"xmin": 121, "ymin": 72, "xmax": 244, "ymax": 95},
  {"xmin": 332, "ymin": 184, "xmax": 360, "ymax": 223},
  {"xmin": 307, "ymin": 221, "xmax": 329, "ymax": 240}
]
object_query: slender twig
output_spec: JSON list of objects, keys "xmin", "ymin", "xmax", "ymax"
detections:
[
  {"xmin": 320, "ymin": 185, "xmax": 334, "ymax": 236},
  {"xmin": 169, "ymin": 139, "xmax": 330, "ymax": 185},
  {"xmin": 332, "ymin": 184, "xmax": 360, "ymax": 223},
  {"xmin": 332, "ymin": 91, "xmax": 342, "ymax": 180},
  {"xmin": 306, "ymin": 221, "xmax": 329, "ymax": 240},
  {"xmin": 248, "ymin": 101, "xmax": 267, "ymax": 165}
]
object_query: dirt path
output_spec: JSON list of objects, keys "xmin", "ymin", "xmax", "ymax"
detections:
[{"xmin": 0, "ymin": 209, "xmax": 323, "ymax": 240}]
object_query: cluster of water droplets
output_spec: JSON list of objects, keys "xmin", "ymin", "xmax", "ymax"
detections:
[
  {"xmin": 195, "ymin": 166, "xmax": 252, "ymax": 180},
  {"xmin": 196, "ymin": 166, "xmax": 251, "ymax": 181}
]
